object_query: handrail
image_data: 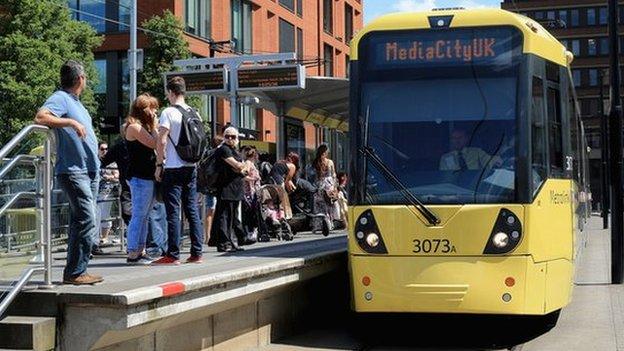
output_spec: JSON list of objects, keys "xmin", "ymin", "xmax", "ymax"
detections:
[
  {"xmin": 0, "ymin": 267, "xmax": 45, "ymax": 318},
  {"xmin": 0, "ymin": 191, "xmax": 37, "ymax": 218},
  {"xmin": 0, "ymin": 155, "xmax": 39, "ymax": 180},
  {"xmin": 0, "ymin": 124, "xmax": 52, "ymax": 160},
  {"xmin": 0, "ymin": 124, "xmax": 54, "ymax": 312}
]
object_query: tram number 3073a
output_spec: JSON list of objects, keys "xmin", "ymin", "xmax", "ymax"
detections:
[{"xmin": 412, "ymin": 239, "xmax": 457, "ymax": 254}]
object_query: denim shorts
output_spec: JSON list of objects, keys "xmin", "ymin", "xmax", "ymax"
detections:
[{"xmin": 205, "ymin": 195, "xmax": 216, "ymax": 210}]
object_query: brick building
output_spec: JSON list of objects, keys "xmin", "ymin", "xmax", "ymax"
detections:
[
  {"xmin": 501, "ymin": 0, "xmax": 624, "ymax": 207},
  {"xmin": 70, "ymin": 0, "xmax": 363, "ymax": 171}
]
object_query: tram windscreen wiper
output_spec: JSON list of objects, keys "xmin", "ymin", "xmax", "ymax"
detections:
[{"xmin": 360, "ymin": 107, "xmax": 441, "ymax": 226}]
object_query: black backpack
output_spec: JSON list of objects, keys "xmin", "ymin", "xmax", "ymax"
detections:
[
  {"xmin": 169, "ymin": 105, "xmax": 207, "ymax": 163},
  {"xmin": 197, "ymin": 147, "xmax": 220, "ymax": 195}
]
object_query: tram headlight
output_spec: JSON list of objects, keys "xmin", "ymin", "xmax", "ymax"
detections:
[
  {"xmin": 366, "ymin": 233, "xmax": 380, "ymax": 247},
  {"xmin": 354, "ymin": 210, "xmax": 388, "ymax": 254},
  {"xmin": 492, "ymin": 232, "xmax": 510, "ymax": 248},
  {"xmin": 483, "ymin": 209, "xmax": 522, "ymax": 254}
]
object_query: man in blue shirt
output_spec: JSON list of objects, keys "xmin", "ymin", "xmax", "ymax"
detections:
[{"xmin": 34, "ymin": 60, "xmax": 103, "ymax": 285}]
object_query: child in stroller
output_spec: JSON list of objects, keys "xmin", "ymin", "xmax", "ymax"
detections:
[{"xmin": 256, "ymin": 184, "xmax": 294, "ymax": 242}]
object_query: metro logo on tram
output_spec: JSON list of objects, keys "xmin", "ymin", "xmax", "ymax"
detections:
[{"xmin": 385, "ymin": 38, "xmax": 497, "ymax": 63}]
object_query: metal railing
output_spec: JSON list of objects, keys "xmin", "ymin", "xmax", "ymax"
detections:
[{"xmin": 0, "ymin": 124, "xmax": 54, "ymax": 317}]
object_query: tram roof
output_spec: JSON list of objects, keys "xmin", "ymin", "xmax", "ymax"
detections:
[
  {"xmin": 236, "ymin": 76, "xmax": 350, "ymax": 132},
  {"xmin": 351, "ymin": 8, "xmax": 569, "ymax": 67}
]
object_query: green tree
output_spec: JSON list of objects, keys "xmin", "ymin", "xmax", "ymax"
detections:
[
  {"xmin": 140, "ymin": 10, "xmax": 200, "ymax": 109},
  {"xmin": 0, "ymin": 0, "xmax": 103, "ymax": 145}
]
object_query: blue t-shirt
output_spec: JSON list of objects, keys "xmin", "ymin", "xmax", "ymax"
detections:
[{"xmin": 42, "ymin": 90, "xmax": 100, "ymax": 174}]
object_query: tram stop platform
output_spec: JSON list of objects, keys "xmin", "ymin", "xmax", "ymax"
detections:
[
  {"xmin": 522, "ymin": 216, "xmax": 624, "ymax": 351},
  {"xmin": 2, "ymin": 232, "xmax": 348, "ymax": 351}
]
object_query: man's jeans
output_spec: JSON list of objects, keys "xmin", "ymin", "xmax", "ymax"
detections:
[
  {"xmin": 127, "ymin": 178, "xmax": 155, "ymax": 253},
  {"xmin": 163, "ymin": 167, "xmax": 203, "ymax": 260},
  {"xmin": 146, "ymin": 202, "xmax": 167, "ymax": 256},
  {"xmin": 57, "ymin": 172, "xmax": 99, "ymax": 279}
]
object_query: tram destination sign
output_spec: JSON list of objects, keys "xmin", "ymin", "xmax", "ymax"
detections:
[
  {"xmin": 369, "ymin": 27, "xmax": 519, "ymax": 69},
  {"xmin": 237, "ymin": 65, "xmax": 305, "ymax": 91},
  {"xmin": 163, "ymin": 69, "xmax": 227, "ymax": 95}
]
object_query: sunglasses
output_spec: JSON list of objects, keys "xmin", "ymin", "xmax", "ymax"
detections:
[{"xmin": 224, "ymin": 135, "xmax": 237, "ymax": 140}]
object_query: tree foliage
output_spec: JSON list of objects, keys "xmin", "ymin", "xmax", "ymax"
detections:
[
  {"xmin": 140, "ymin": 10, "xmax": 200, "ymax": 110},
  {"xmin": 0, "ymin": 0, "xmax": 102, "ymax": 145}
]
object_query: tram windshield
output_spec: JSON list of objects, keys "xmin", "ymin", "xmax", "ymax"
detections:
[{"xmin": 360, "ymin": 27, "xmax": 522, "ymax": 205}]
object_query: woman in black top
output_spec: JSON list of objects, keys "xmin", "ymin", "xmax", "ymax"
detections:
[
  {"xmin": 269, "ymin": 152, "xmax": 299, "ymax": 192},
  {"xmin": 211, "ymin": 127, "xmax": 249, "ymax": 252},
  {"xmin": 124, "ymin": 94, "xmax": 159, "ymax": 264}
]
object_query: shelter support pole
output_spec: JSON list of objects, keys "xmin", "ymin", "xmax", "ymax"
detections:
[
  {"xmin": 608, "ymin": 0, "xmax": 623, "ymax": 284},
  {"xmin": 276, "ymin": 101, "xmax": 285, "ymax": 160}
]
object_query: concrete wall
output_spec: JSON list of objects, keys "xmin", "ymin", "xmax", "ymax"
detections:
[{"xmin": 74, "ymin": 271, "xmax": 348, "ymax": 351}]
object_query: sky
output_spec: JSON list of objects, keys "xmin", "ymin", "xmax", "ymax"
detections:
[{"xmin": 364, "ymin": 0, "xmax": 503, "ymax": 23}]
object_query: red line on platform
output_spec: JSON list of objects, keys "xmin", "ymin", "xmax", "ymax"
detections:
[{"xmin": 159, "ymin": 282, "xmax": 185, "ymax": 297}]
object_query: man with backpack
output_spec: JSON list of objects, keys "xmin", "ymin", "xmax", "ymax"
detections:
[{"xmin": 153, "ymin": 76, "xmax": 205, "ymax": 265}]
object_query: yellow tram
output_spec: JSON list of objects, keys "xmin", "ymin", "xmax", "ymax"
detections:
[{"xmin": 347, "ymin": 8, "xmax": 590, "ymax": 325}]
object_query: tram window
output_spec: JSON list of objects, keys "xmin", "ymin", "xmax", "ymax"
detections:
[
  {"xmin": 546, "ymin": 62, "xmax": 560, "ymax": 82},
  {"xmin": 531, "ymin": 77, "xmax": 548, "ymax": 191},
  {"xmin": 547, "ymin": 88, "xmax": 564, "ymax": 174}
]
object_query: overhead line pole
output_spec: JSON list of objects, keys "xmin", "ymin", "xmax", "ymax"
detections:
[
  {"xmin": 600, "ymin": 69, "xmax": 610, "ymax": 230},
  {"xmin": 608, "ymin": 0, "xmax": 623, "ymax": 284},
  {"xmin": 129, "ymin": 0, "xmax": 138, "ymax": 103}
]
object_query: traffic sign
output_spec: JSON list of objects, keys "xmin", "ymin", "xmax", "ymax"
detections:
[
  {"xmin": 163, "ymin": 69, "xmax": 228, "ymax": 95},
  {"xmin": 237, "ymin": 65, "xmax": 305, "ymax": 91}
]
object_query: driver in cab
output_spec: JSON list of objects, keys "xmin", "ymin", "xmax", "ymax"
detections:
[{"xmin": 439, "ymin": 129, "xmax": 499, "ymax": 171}]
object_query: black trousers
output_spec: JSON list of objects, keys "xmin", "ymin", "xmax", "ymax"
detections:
[{"xmin": 212, "ymin": 199, "xmax": 245, "ymax": 248}]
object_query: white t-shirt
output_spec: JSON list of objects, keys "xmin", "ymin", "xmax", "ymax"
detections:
[{"xmin": 159, "ymin": 103, "xmax": 198, "ymax": 169}]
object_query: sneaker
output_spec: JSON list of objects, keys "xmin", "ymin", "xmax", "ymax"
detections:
[
  {"xmin": 185, "ymin": 255, "xmax": 203, "ymax": 264},
  {"xmin": 152, "ymin": 256, "xmax": 180, "ymax": 265},
  {"xmin": 63, "ymin": 273, "xmax": 104, "ymax": 285},
  {"xmin": 127, "ymin": 255, "xmax": 153, "ymax": 265}
]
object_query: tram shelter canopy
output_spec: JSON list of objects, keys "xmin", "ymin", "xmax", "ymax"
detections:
[{"xmin": 229, "ymin": 76, "xmax": 350, "ymax": 132}]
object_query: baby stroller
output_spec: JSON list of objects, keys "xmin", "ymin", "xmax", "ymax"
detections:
[{"xmin": 256, "ymin": 184, "xmax": 294, "ymax": 242}]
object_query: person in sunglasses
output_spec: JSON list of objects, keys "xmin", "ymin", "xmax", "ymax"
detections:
[{"xmin": 211, "ymin": 127, "xmax": 250, "ymax": 252}]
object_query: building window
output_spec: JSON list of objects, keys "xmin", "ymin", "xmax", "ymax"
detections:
[
  {"xmin": 296, "ymin": 0, "xmax": 303, "ymax": 17},
  {"xmin": 599, "ymin": 7, "xmax": 608, "ymax": 25},
  {"xmin": 588, "ymin": 39, "xmax": 597, "ymax": 56},
  {"xmin": 186, "ymin": 0, "xmax": 211, "ymax": 38},
  {"xmin": 559, "ymin": 10, "xmax": 568, "ymax": 26},
  {"xmin": 232, "ymin": 0, "xmax": 252, "ymax": 54},
  {"xmin": 560, "ymin": 40, "xmax": 568, "ymax": 49},
  {"xmin": 323, "ymin": 0, "xmax": 333, "ymax": 34},
  {"xmin": 297, "ymin": 27, "xmax": 304, "ymax": 59},
  {"xmin": 571, "ymin": 9, "xmax": 579, "ymax": 27},
  {"xmin": 345, "ymin": 55, "xmax": 350, "ymax": 78},
  {"xmin": 546, "ymin": 11, "xmax": 555, "ymax": 20},
  {"xmin": 324, "ymin": 44, "xmax": 333, "ymax": 77},
  {"xmin": 535, "ymin": 11, "xmax": 544, "ymax": 20},
  {"xmin": 587, "ymin": 8, "xmax": 596, "ymax": 26},
  {"xmin": 589, "ymin": 69, "xmax": 598, "ymax": 86},
  {"xmin": 345, "ymin": 3, "xmax": 354, "ymax": 44},
  {"xmin": 94, "ymin": 59, "xmax": 107, "ymax": 94},
  {"xmin": 573, "ymin": 69, "xmax": 581, "ymax": 87},
  {"xmin": 116, "ymin": 0, "xmax": 131, "ymax": 31},
  {"xmin": 239, "ymin": 104, "xmax": 257, "ymax": 131},
  {"xmin": 279, "ymin": 19, "xmax": 295, "ymax": 53},
  {"xmin": 279, "ymin": 0, "xmax": 294, "ymax": 12},
  {"xmin": 571, "ymin": 40, "xmax": 580, "ymax": 56},
  {"xmin": 71, "ymin": 0, "xmax": 106, "ymax": 33},
  {"xmin": 601, "ymin": 37, "xmax": 609, "ymax": 55}
]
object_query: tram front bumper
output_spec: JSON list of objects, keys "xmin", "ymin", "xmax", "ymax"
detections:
[{"xmin": 350, "ymin": 255, "xmax": 572, "ymax": 315}]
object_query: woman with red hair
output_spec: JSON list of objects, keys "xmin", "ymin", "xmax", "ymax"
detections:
[{"xmin": 123, "ymin": 94, "xmax": 159, "ymax": 265}]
